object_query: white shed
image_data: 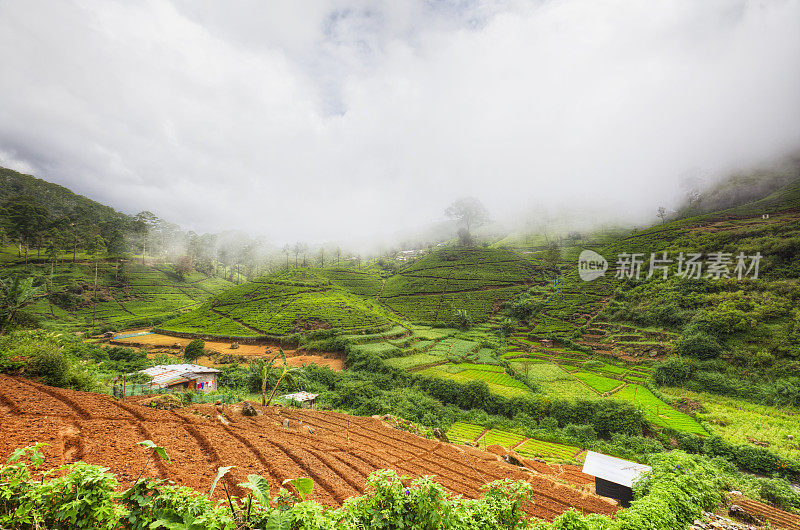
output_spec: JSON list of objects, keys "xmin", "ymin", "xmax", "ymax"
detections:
[{"xmin": 582, "ymin": 451, "xmax": 652, "ymax": 507}]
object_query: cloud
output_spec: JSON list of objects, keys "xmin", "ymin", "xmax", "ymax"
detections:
[{"xmin": 0, "ymin": 0, "xmax": 798, "ymax": 244}]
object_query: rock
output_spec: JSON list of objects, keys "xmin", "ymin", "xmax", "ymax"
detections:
[
  {"xmin": 433, "ymin": 427, "xmax": 449, "ymax": 443},
  {"xmin": 214, "ymin": 400, "xmax": 223, "ymax": 406},
  {"xmin": 371, "ymin": 415, "xmax": 382, "ymax": 420},
  {"xmin": 282, "ymin": 418, "xmax": 291, "ymax": 429},
  {"xmin": 216, "ymin": 414, "xmax": 229, "ymax": 425},
  {"xmin": 230, "ymin": 342, "xmax": 239, "ymax": 349},
  {"xmin": 788, "ymin": 434, "xmax": 794, "ymax": 440},
  {"xmin": 172, "ymin": 342, "xmax": 181, "ymax": 349},
  {"xmin": 502, "ymin": 454, "xmax": 525, "ymax": 467},
  {"xmin": 241, "ymin": 402, "xmax": 258, "ymax": 416},
  {"xmin": 381, "ymin": 414, "xmax": 392, "ymax": 421},
  {"xmin": 486, "ymin": 444, "xmax": 505, "ymax": 456},
  {"xmin": 728, "ymin": 505, "xmax": 760, "ymax": 525}
]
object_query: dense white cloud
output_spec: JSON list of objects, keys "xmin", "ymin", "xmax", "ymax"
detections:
[{"xmin": 1, "ymin": 0, "xmax": 798, "ymax": 243}]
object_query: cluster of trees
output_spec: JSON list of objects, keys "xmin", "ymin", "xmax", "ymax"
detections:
[{"xmin": 0, "ymin": 196, "xmax": 124, "ymax": 268}]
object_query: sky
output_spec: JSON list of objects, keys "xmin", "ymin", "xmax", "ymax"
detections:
[{"xmin": 1, "ymin": 0, "xmax": 799, "ymax": 244}]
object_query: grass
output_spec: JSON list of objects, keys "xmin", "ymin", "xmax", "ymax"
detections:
[
  {"xmin": 5, "ymin": 256, "xmax": 233, "ymax": 330},
  {"xmin": 612, "ymin": 384, "xmax": 707, "ymax": 435},
  {"xmin": 481, "ymin": 429, "xmax": 526, "ymax": 450},
  {"xmin": 385, "ymin": 353, "xmax": 445, "ymax": 370},
  {"xmin": 572, "ymin": 371, "xmax": 623, "ymax": 394},
  {"xmin": 379, "ymin": 248, "xmax": 539, "ymax": 325},
  {"xmin": 161, "ymin": 268, "xmax": 392, "ymax": 337},
  {"xmin": 516, "ymin": 362, "xmax": 600, "ymax": 400},
  {"xmin": 315, "ymin": 267, "xmax": 384, "ymax": 297},
  {"xmin": 661, "ymin": 387, "xmax": 800, "ymax": 461},
  {"xmin": 515, "ymin": 439, "xmax": 581, "ymax": 461},
  {"xmin": 446, "ymin": 422, "xmax": 486, "ymax": 444},
  {"xmin": 418, "ymin": 364, "xmax": 530, "ymax": 398}
]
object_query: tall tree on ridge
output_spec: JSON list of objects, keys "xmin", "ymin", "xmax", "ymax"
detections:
[{"xmin": 445, "ymin": 197, "xmax": 489, "ymax": 243}]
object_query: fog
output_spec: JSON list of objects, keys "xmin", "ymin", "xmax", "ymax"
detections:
[{"xmin": 1, "ymin": 0, "xmax": 799, "ymax": 247}]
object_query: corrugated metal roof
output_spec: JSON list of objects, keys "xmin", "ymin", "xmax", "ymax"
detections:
[
  {"xmin": 139, "ymin": 364, "xmax": 220, "ymax": 387},
  {"xmin": 281, "ymin": 392, "xmax": 319, "ymax": 402},
  {"xmin": 582, "ymin": 451, "xmax": 652, "ymax": 488}
]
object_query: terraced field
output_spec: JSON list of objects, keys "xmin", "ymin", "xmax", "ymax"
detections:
[
  {"xmin": 22, "ymin": 262, "xmax": 233, "ymax": 329},
  {"xmin": 515, "ymin": 439, "xmax": 583, "ymax": 461},
  {"xmin": 417, "ymin": 364, "xmax": 530, "ymax": 398},
  {"xmin": 445, "ymin": 423, "xmax": 584, "ymax": 464},
  {"xmin": 379, "ymin": 248, "xmax": 541, "ymax": 325},
  {"xmin": 0, "ymin": 376, "xmax": 619, "ymax": 521},
  {"xmin": 612, "ymin": 385, "xmax": 707, "ymax": 435},
  {"xmin": 572, "ymin": 371, "xmax": 624, "ymax": 394},
  {"xmin": 160, "ymin": 269, "xmax": 392, "ymax": 338}
]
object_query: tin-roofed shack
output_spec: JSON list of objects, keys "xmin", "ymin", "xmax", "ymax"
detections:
[
  {"xmin": 139, "ymin": 364, "xmax": 220, "ymax": 392},
  {"xmin": 582, "ymin": 451, "xmax": 652, "ymax": 508},
  {"xmin": 281, "ymin": 392, "xmax": 318, "ymax": 408}
]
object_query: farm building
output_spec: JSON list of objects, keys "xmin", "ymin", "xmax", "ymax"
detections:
[
  {"xmin": 139, "ymin": 364, "xmax": 220, "ymax": 392},
  {"xmin": 582, "ymin": 451, "xmax": 651, "ymax": 508},
  {"xmin": 281, "ymin": 391, "xmax": 319, "ymax": 408}
]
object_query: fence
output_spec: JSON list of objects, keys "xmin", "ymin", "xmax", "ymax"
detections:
[{"xmin": 107, "ymin": 384, "xmax": 243, "ymax": 404}]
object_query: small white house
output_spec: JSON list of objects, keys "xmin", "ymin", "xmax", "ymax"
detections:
[
  {"xmin": 582, "ymin": 451, "xmax": 652, "ymax": 507},
  {"xmin": 139, "ymin": 364, "xmax": 220, "ymax": 393}
]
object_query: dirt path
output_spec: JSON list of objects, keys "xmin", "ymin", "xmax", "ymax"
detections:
[{"xmin": 110, "ymin": 332, "xmax": 345, "ymax": 370}]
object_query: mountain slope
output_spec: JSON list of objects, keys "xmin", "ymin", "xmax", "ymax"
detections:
[
  {"xmin": 378, "ymin": 247, "xmax": 542, "ymax": 325},
  {"xmin": 0, "ymin": 166, "xmax": 126, "ymax": 223},
  {"xmin": 159, "ymin": 268, "xmax": 393, "ymax": 338}
]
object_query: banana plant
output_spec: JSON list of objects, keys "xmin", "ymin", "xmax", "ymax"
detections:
[{"xmin": 261, "ymin": 349, "xmax": 302, "ymax": 407}]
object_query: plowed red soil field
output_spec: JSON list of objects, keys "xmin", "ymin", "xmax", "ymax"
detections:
[
  {"xmin": 729, "ymin": 494, "xmax": 800, "ymax": 529},
  {"xmin": 0, "ymin": 375, "xmax": 618, "ymax": 520}
]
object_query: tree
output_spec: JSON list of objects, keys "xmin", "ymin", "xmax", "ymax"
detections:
[
  {"xmin": 184, "ymin": 339, "xmax": 205, "ymax": 362},
  {"xmin": 544, "ymin": 241, "xmax": 561, "ymax": 270},
  {"xmin": 281, "ymin": 244, "xmax": 291, "ymax": 269},
  {"xmin": 444, "ymin": 198, "xmax": 489, "ymax": 239},
  {"xmin": 88, "ymin": 235, "xmax": 106, "ymax": 328},
  {"xmin": 0, "ymin": 276, "xmax": 43, "ymax": 334},
  {"xmin": 292, "ymin": 242, "xmax": 307, "ymax": 267},
  {"xmin": 175, "ymin": 256, "xmax": 193, "ymax": 281},
  {"xmin": 260, "ymin": 349, "xmax": 301, "ymax": 406},
  {"xmin": 657, "ymin": 206, "xmax": 667, "ymax": 224},
  {"xmin": 131, "ymin": 211, "xmax": 159, "ymax": 265},
  {"xmin": 0, "ymin": 196, "xmax": 49, "ymax": 269},
  {"xmin": 456, "ymin": 228, "xmax": 473, "ymax": 247}
]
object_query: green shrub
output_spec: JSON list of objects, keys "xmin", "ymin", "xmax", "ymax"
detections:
[
  {"xmin": 29, "ymin": 343, "xmax": 69, "ymax": 387},
  {"xmin": 676, "ymin": 331, "xmax": 722, "ymax": 359},
  {"xmin": 184, "ymin": 339, "xmax": 205, "ymax": 362}
]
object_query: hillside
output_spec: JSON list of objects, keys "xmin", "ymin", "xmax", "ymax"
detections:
[
  {"xmin": 159, "ymin": 268, "xmax": 393, "ymax": 338},
  {"xmin": 0, "ymin": 166, "xmax": 126, "ymax": 222},
  {"xmin": 0, "ymin": 374, "xmax": 619, "ymax": 521},
  {"xmin": 378, "ymin": 247, "xmax": 542, "ymax": 325},
  {"xmin": 674, "ymin": 153, "xmax": 800, "ymax": 219},
  {"xmin": 0, "ymin": 252, "xmax": 233, "ymax": 331}
]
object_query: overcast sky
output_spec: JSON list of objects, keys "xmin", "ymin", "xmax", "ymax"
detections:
[{"xmin": 1, "ymin": 0, "xmax": 799, "ymax": 243}]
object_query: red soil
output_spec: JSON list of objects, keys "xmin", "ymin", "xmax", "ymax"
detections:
[
  {"xmin": 111, "ymin": 331, "xmax": 345, "ymax": 370},
  {"xmin": 0, "ymin": 375, "xmax": 619, "ymax": 521},
  {"xmin": 728, "ymin": 494, "xmax": 800, "ymax": 529}
]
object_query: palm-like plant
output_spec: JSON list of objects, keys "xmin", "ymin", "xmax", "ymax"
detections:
[
  {"xmin": 260, "ymin": 348, "xmax": 302, "ymax": 407},
  {"xmin": 0, "ymin": 276, "xmax": 43, "ymax": 335}
]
